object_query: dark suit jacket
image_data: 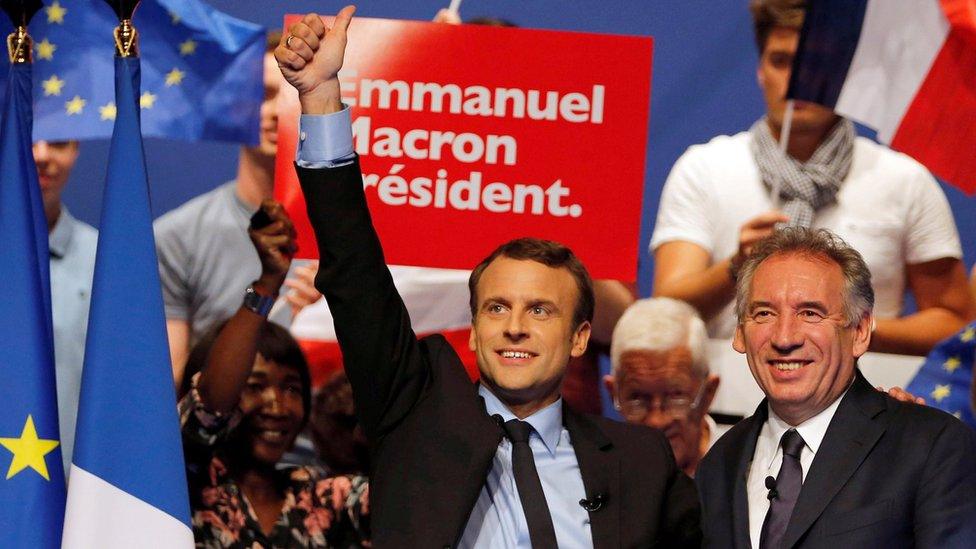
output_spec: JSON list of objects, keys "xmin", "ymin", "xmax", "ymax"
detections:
[
  {"xmin": 696, "ymin": 370, "xmax": 976, "ymax": 548},
  {"xmin": 297, "ymin": 160, "xmax": 701, "ymax": 548}
]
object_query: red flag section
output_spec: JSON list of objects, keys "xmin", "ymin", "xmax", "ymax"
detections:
[{"xmin": 892, "ymin": 14, "xmax": 976, "ymax": 194}]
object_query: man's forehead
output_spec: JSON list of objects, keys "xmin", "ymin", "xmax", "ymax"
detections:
[
  {"xmin": 749, "ymin": 253, "xmax": 844, "ymax": 302},
  {"xmin": 619, "ymin": 348, "xmax": 696, "ymax": 381},
  {"xmin": 477, "ymin": 257, "xmax": 576, "ymax": 300}
]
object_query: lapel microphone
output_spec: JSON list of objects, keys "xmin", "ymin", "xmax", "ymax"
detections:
[
  {"xmin": 765, "ymin": 476, "xmax": 778, "ymax": 500},
  {"xmin": 579, "ymin": 493, "xmax": 607, "ymax": 512}
]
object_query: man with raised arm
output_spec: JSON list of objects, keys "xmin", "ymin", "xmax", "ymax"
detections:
[{"xmin": 275, "ymin": 7, "xmax": 700, "ymax": 547}]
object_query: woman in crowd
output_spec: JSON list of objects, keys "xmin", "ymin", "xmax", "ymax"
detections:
[{"xmin": 179, "ymin": 201, "xmax": 369, "ymax": 548}]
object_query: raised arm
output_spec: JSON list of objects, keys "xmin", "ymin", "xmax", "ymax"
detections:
[
  {"xmin": 275, "ymin": 8, "xmax": 432, "ymax": 441},
  {"xmin": 194, "ymin": 200, "xmax": 295, "ymax": 413}
]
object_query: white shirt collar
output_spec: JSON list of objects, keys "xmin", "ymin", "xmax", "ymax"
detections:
[
  {"xmin": 758, "ymin": 385, "xmax": 850, "ymax": 470},
  {"xmin": 478, "ymin": 384, "xmax": 563, "ymax": 457}
]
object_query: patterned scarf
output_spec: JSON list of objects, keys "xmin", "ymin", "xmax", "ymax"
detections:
[{"xmin": 750, "ymin": 117, "xmax": 855, "ymax": 227}]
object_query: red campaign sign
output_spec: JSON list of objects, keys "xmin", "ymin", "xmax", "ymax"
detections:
[{"xmin": 275, "ymin": 16, "xmax": 653, "ymax": 280}]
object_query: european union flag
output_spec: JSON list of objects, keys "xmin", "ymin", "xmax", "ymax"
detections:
[
  {"xmin": 906, "ymin": 321, "xmax": 976, "ymax": 429},
  {"xmin": 62, "ymin": 55, "xmax": 192, "ymax": 546},
  {"xmin": 0, "ymin": 45, "xmax": 67, "ymax": 549},
  {"xmin": 0, "ymin": 0, "xmax": 265, "ymax": 144}
]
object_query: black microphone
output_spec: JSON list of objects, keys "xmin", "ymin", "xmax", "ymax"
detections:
[
  {"xmin": 765, "ymin": 476, "xmax": 778, "ymax": 500},
  {"xmin": 579, "ymin": 493, "xmax": 607, "ymax": 512}
]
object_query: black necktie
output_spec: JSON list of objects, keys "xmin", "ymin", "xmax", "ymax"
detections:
[
  {"xmin": 502, "ymin": 419, "xmax": 558, "ymax": 549},
  {"xmin": 760, "ymin": 429, "xmax": 805, "ymax": 549}
]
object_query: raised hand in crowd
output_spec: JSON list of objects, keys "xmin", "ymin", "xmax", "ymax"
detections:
[
  {"xmin": 194, "ymin": 199, "xmax": 296, "ymax": 414},
  {"xmin": 284, "ymin": 259, "xmax": 322, "ymax": 319}
]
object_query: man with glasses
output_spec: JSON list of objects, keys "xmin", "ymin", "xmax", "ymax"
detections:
[{"xmin": 604, "ymin": 297, "xmax": 722, "ymax": 476}]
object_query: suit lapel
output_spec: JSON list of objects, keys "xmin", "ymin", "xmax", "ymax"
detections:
[
  {"xmin": 563, "ymin": 407, "xmax": 619, "ymax": 549},
  {"xmin": 782, "ymin": 372, "xmax": 887, "ymax": 548},
  {"xmin": 732, "ymin": 402, "xmax": 768, "ymax": 549}
]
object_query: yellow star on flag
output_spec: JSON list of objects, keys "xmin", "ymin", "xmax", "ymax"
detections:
[
  {"xmin": 943, "ymin": 356, "xmax": 962, "ymax": 374},
  {"xmin": 960, "ymin": 327, "xmax": 975, "ymax": 342},
  {"xmin": 930, "ymin": 384, "xmax": 951, "ymax": 403},
  {"xmin": 42, "ymin": 74, "xmax": 65, "ymax": 96},
  {"xmin": 45, "ymin": 0, "xmax": 67, "ymax": 24},
  {"xmin": 36, "ymin": 38, "xmax": 57, "ymax": 61},
  {"xmin": 140, "ymin": 91, "xmax": 157, "ymax": 109},
  {"xmin": 179, "ymin": 39, "xmax": 197, "ymax": 56},
  {"xmin": 169, "ymin": 11, "xmax": 181, "ymax": 25},
  {"xmin": 65, "ymin": 95, "xmax": 86, "ymax": 115},
  {"xmin": 99, "ymin": 102, "xmax": 117, "ymax": 121},
  {"xmin": 0, "ymin": 415, "xmax": 60, "ymax": 480},
  {"xmin": 165, "ymin": 68, "xmax": 185, "ymax": 87}
]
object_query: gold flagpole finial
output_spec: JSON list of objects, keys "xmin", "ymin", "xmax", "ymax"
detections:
[
  {"xmin": 114, "ymin": 18, "xmax": 138, "ymax": 57},
  {"xmin": 7, "ymin": 24, "xmax": 31, "ymax": 63}
]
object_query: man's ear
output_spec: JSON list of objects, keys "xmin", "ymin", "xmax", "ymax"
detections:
[
  {"xmin": 852, "ymin": 314, "xmax": 873, "ymax": 358},
  {"xmin": 700, "ymin": 374, "xmax": 720, "ymax": 413},
  {"xmin": 603, "ymin": 374, "xmax": 617, "ymax": 403},
  {"xmin": 468, "ymin": 323, "xmax": 477, "ymax": 352},
  {"xmin": 570, "ymin": 321, "xmax": 592, "ymax": 358},
  {"xmin": 733, "ymin": 324, "xmax": 747, "ymax": 353}
]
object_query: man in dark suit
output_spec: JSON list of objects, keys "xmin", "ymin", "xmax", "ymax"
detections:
[
  {"xmin": 275, "ymin": 7, "xmax": 700, "ymax": 548},
  {"xmin": 696, "ymin": 227, "xmax": 976, "ymax": 548}
]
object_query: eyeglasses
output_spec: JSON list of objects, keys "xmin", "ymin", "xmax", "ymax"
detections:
[{"xmin": 614, "ymin": 381, "xmax": 707, "ymax": 422}]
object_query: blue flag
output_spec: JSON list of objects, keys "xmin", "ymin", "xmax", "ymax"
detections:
[
  {"xmin": 906, "ymin": 321, "xmax": 976, "ymax": 429},
  {"xmin": 0, "ymin": 62, "xmax": 67, "ymax": 546},
  {"xmin": 61, "ymin": 56, "xmax": 192, "ymax": 546},
  {"xmin": 0, "ymin": 0, "xmax": 265, "ymax": 144}
]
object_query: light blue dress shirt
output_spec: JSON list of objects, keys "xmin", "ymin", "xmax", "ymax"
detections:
[
  {"xmin": 296, "ymin": 110, "xmax": 593, "ymax": 547},
  {"xmin": 49, "ymin": 206, "xmax": 98, "ymax": 475},
  {"xmin": 458, "ymin": 386, "xmax": 592, "ymax": 548}
]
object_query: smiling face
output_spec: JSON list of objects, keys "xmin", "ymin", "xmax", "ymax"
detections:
[
  {"xmin": 757, "ymin": 27, "xmax": 838, "ymax": 138},
  {"xmin": 237, "ymin": 355, "xmax": 306, "ymax": 465},
  {"xmin": 33, "ymin": 140, "xmax": 79, "ymax": 208},
  {"xmin": 469, "ymin": 257, "xmax": 591, "ymax": 416},
  {"xmin": 734, "ymin": 252, "xmax": 872, "ymax": 425}
]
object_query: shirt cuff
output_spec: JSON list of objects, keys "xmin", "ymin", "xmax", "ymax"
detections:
[{"xmin": 296, "ymin": 105, "xmax": 356, "ymax": 168}]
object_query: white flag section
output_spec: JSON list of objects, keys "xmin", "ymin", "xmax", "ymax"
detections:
[
  {"xmin": 291, "ymin": 266, "xmax": 473, "ymax": 362},
  {"xmin": 62, "ymin": 466, "xmax": 194, "ymax": 547}
]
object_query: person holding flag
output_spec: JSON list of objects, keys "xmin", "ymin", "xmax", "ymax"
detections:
[{"xmin": 650, "ymin": 0, "xmax": 974, "ymax": 357}]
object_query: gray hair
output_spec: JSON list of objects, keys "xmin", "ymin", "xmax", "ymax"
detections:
[
  {"xmin": 610, "ymin": 297, "xmax": 709, "ymax": 379},
  {"xmin": 734, "ymin": 227, "xmax": 874, "ymax": 326}
]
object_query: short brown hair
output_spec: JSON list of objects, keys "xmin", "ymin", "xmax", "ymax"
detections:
[
  {"xmin": 468, "ymin": 238, "xmax": 594, "ymax": 328},
  {"xmin": 734, "ymin": 227, "xmax": 874, "ymax": 327},
  {"xmin": 749, "ymin": 0, "xmax": 806, "ymax": 53}
]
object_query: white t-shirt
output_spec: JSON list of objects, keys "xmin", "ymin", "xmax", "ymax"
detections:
[{"xmin": 650, "ymin": 131, "xmax": 962, "ymax": 338}]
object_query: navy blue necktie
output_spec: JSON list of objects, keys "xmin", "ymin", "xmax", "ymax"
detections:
[
  {"xmin": 760, "ymin": 429, "xmax": 805, "ymax": 549},
  {"xmin": 502, "ymin": 419, "xmax": 558, "ymax": 549}
]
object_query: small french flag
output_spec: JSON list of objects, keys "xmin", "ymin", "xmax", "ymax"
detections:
[{"xmin": 788, "ymin": 0, "xmax": 976, "ymax": 194}]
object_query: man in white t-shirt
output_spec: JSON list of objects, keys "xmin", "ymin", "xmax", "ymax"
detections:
[{"xmin": 650, "ymin": 0, "xmax": 973, "ymax": 356}]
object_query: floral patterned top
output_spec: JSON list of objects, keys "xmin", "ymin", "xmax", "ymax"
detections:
[{"xmin": 180, "ymin": 384, "xmax": 370, "ymax": 548}]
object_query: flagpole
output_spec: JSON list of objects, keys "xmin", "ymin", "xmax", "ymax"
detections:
[
  {"xmin": 63, "ymin": 0, "xmax": 193, "ymax": 546},
  {"xmin": 770, "ymin": 98, "xmax": 794, "ymax": 210},
  {"xmin": 448, "ymin": 0, "xmax": 463, "ymax": 16}
]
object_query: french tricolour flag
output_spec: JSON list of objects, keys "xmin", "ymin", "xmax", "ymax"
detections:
[
  {"xmin": 788, "ymin": 0, "xmax": 976, "ymax": 194},
  {"xmin": 62, "ymin": 57, "xmax": 192, "ymax": 547}
]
